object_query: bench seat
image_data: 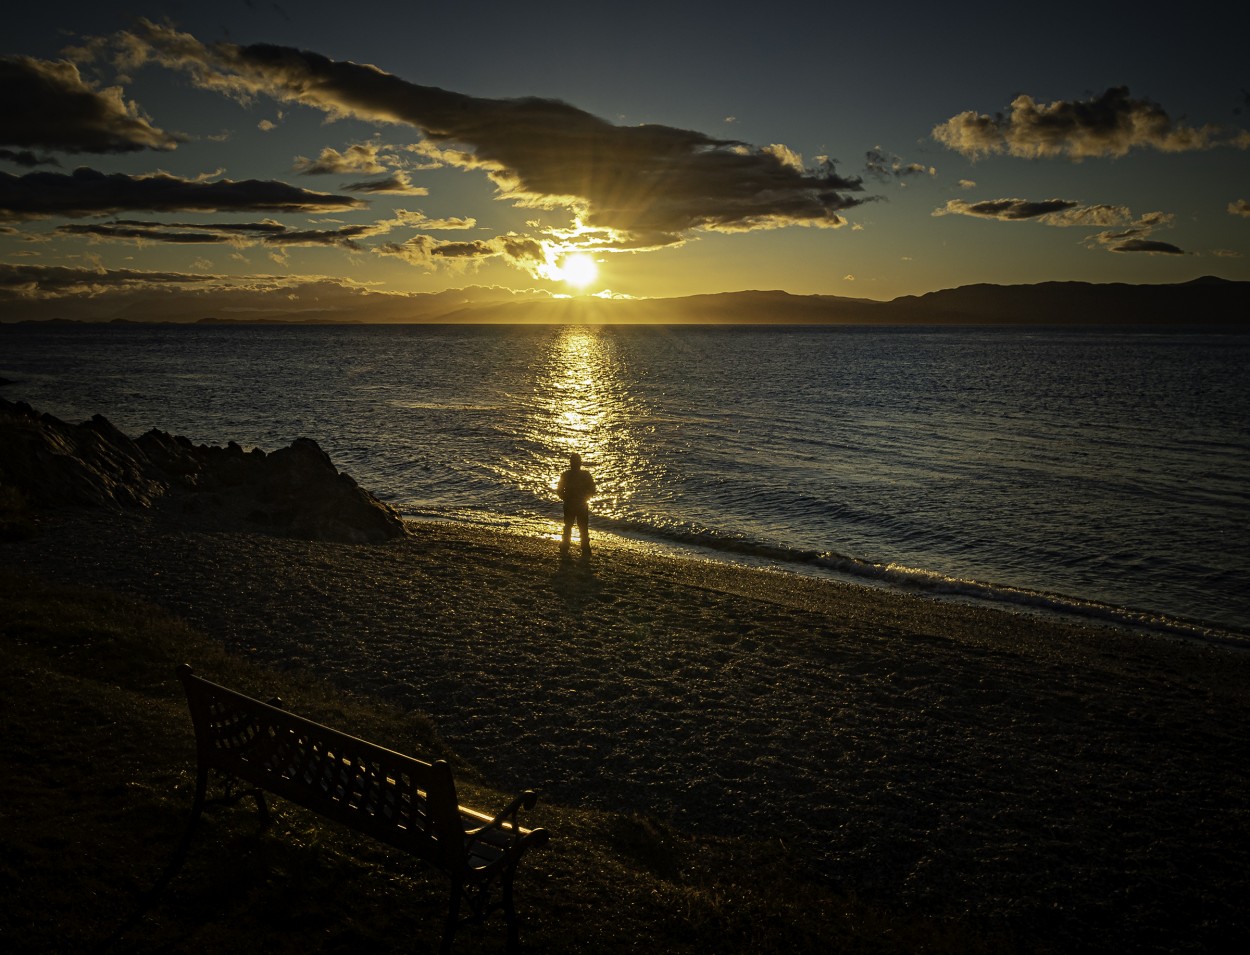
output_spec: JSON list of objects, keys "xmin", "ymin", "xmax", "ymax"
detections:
[{"xmin": 176, "ymin": 664, "xmax": 549, "ymax": 952}]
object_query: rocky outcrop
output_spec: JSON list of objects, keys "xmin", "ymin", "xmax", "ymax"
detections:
[{"xmin": 0, "ymin": 398, "xmax": 405, "ymax": 543}]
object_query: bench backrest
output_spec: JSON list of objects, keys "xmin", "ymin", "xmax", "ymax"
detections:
[{"xmin": 178, "ymin": 664, "xmax": 466, "ymax": 874}]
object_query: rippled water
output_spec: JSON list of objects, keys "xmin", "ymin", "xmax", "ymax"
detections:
[{"xmin": 3, "ymin": 321, "xmax": 1248, "ymax": 639}]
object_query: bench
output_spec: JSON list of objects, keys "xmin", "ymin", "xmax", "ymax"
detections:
[{"xmin": 174, "ymin": 664, "xmax": 550, "ymax": 953}]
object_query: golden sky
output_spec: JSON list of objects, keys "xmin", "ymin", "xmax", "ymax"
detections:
[{"xmin": 2, "ymin": 2, "xmax": 1248, "ymax": 320}]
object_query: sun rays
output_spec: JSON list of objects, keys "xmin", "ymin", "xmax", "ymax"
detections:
[{"xmin": 553, "ymin": 251, "xmax": 598, "ymax": 289}]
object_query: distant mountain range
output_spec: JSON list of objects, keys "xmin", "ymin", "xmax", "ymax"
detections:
[
  {"xmin": 883, "ymin": 275, "xmax": 1250, "ymax": 326},
  {"xmin": 5, "ymin": 276, "xmax": 1248, "ymax": 326},
  {"xmin": 432, "ymin": 276, "xmax": 1247, "ymax": 326}
]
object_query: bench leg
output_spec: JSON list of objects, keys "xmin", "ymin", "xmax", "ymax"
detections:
[
  {"xmin": 99, "ymin": 764, "xmax": 208, "ymax": 948},
  {"xmin": 502, "ymin": 866, "xmax": 520, "ymax": 954},
  {"xmin": 253, "ymin": 789, "xmax": 272, "ymax": 828},
  {"xmin": 172, "ymin": 764, "xmax": 209, "ymax": 870},
  {"xmin": 441, "ymin": 882, "xmax": 463, "ymax": 955},
  {"xmin": 219, "ymin": 775, "xmax": 273, "ymax": 829}
]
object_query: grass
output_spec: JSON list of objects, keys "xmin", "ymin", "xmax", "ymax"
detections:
[
  {"xmin": 0, "ymin": 486, "xmax": 37, "ymax": 540},
  {"xmin": 0, "ymin": 564, "xmax": 1005, "ymax": 954}
]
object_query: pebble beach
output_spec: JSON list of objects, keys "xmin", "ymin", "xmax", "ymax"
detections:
[{"xmin": 7, "ymin": 506, "xmax": 1250, "ymax": 951}]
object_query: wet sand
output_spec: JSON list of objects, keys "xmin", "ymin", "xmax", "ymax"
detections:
[{"xmin": 6, "ymin": 508, "xmax": 1249, "ymax": 951}]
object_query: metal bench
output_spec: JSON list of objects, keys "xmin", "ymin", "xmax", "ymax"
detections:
[{"xmin": 175, "ymin": 664, "xmax": 550, "ymax": 952}]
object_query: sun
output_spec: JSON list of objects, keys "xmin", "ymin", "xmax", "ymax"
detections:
[{"xmin": 558, "ymin": 252, "xmax": 598, "ymax": 289}]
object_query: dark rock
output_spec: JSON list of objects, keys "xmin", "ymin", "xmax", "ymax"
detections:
[
  {"xmin": 0, "ymin": 399, "xmax": 166, "ymax": 509},
  {"xmin": 0, "ymin": 397, "xmax": 404, "ymax": 542}
]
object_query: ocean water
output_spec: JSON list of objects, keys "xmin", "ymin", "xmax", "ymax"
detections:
[{"xmin": 3, "ymin": 321, "xmax": 1248, "ymax": 642}]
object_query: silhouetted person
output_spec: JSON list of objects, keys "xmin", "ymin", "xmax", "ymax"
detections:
[{"xmin": 557, "ymin": 452, "xmax": 596, "ymax": 556}]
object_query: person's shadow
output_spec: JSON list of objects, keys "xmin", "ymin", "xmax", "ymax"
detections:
[{"xmin": 551, "ymin": 548, "xmax": 600, "ymax": 610}]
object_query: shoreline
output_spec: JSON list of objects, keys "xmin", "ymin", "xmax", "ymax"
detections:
[
  {"xmin": 5, "ymin": 504, "xmax": 1250, "ymax": 949},
  {"xmin": 407, "ymin": 510, "xmax": 1250, "ymax": 652}
]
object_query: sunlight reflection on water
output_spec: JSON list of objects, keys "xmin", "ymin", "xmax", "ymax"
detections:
[{"xmin": 491, "ymin": 326, "xmax": 664, "ymax": 530}]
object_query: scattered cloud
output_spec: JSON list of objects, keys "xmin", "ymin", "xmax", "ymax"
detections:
[
  {"xmin": 342, "ymin": 170, "xmax": 429, "ymax": 195},
  {"xmin": 0, "ymin": 167, "xmax": 365, "ymax": 221},
  {"xmin": 377, "ymin": 228, "xmax": 608, "ymax": 280},
  {"xmin": 114, "ymin": 20, "xmax": 871, "ymax": 252},
  {"xmin": 935, "ymin": 196, "xmax": 1185, "ymax": 254},
  {"xmin": 1211, "ymin": 249, "xmax": 1242, "ymax": 258},
  {"xmin": 398, "ymin": 211, "xmax": 476, "ymax": 230},
  {"xmin": 1229, "ymin": 199, "xmax": 1250, "ymax": 218},
  {"xmin": 933, "ymin": 86, "xmax": 1245, "ymax": 160},
  {"xmin": 933, "ymin": 198, "xmax": 1083, "ymax": 221},
  {"xmin": 257, "ymin": 119, "xmax": 277, "ymax": 131},
  {"xmin": 0, "ymin": 55, "xmax": 179, "ymax": 154},
  {"xmin": 378, "ymin": 233, "xmax": 519, "ymax": 273},
  {"xmin": 294, "ymin": 143, "xmax": 389, "ymax": 175},
  {"xmin": 1033, "ymin": 204, "xmax": 1138, "ymax": 227},
  {"xmin": 865, "ymin": 147, "xmax": 934, "ymax": 182},
  {"xmin": 957, "ymin": 179, "xmax": 976, "ymax": 190},
  {"xmin": 292, "ymin": 139, "xmax": 428, "ymax": 197},
  {"xmin": 1087, "ymin": 211, "xmax": 1184, "ymax": 255}
]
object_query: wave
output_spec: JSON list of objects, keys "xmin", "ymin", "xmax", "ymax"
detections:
[
  {"xmin": 592, "ymin": 515, "xmax": 1250, "ymax": 650},
  {"xmin": 401, "ymin": 500, "xmax": 1250, "ymax": 649}
]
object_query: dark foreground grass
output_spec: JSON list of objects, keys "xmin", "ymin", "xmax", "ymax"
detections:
[{"xmin": 0, "ymin": 567, "xmax": 1002, "ymax": 954}]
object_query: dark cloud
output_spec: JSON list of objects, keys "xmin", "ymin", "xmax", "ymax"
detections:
[
  {"xmin": 55, "ymin": 216, "xmax": 390, "ymax": 249},
  {"xmin": 933, "ymin": 86, "xmax": 1242, "ymax": 160},
  {"xmin": 933, "ymin": 198, "xmax": 1080, "ymax": 220},
  {"xmin": 57, "ymin": 223, "xmax": 229, "ymax": 243},
  {"xmin": 105, "ymin": 217, "xmax": 289, "ymax": 234},
  {"xmin": 1105, "ymin": 238, "xmax": 1185, "ymax": 255},
  {"xmin": 342, "ymin": 171, "xmax": 429, "ymax": 195},
  {"xmin": 265, "ymin": 224, "xmax": 377, "ymax": 247},
  {"xmin": 0, "ymin": 55, "xmax": 179, "ymax": 154},
  {"xmin": 935, "ymin": 196, "xmax": 1185, "ymax": 255},
  {"xmin": 0, "ymin": 167, "xmax": 365, "ymax": 221},
  {"xmin": 119, "ymin": 21, "xmax": 869, "ymax": 247},
  {"xmin": 427, "ymin": 239, "xmax": 498, "ymax": 259},
  {"xmin": 379, "ymin": 232, "xmax": 566, "ymax": 277},
  {"xmin": 0, "ymin": 147, "xmax": 60, "ymax": 168},
  {"xmin": 0, "ymin": 261, "xmax": 216, "ymax": 299},
  {"xmin": 1084, "ymin": 212, "xmax": 1183, "ymax": 254}
]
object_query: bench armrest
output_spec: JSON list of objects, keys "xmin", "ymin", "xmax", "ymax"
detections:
[{"xmin": 463, "ymin": 790, "xmax": 547, "ymax": 852}]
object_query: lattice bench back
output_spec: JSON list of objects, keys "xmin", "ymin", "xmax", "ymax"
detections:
[{"xmin": 178, "ymin": 664, "xmax": 467, "ymax": 874}]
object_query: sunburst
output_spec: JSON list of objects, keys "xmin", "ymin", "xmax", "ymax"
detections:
[{"xmin": 557, "ymin": 252, "xmax": 598, "ymax": 289}]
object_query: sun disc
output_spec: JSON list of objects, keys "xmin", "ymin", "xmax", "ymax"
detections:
[{"xmin": 560, "ymin": 252, "xmax": 598, "ymax": 289}]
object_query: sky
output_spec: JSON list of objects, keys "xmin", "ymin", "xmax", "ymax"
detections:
[{"xmin": 2, "ymin": 0, "xmax": 1248, "ymax": 318}]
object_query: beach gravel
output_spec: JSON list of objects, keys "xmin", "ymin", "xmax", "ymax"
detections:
[{"xmin": 6, "ymin": 507, "xmax": 1249, "ymax": 952}]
